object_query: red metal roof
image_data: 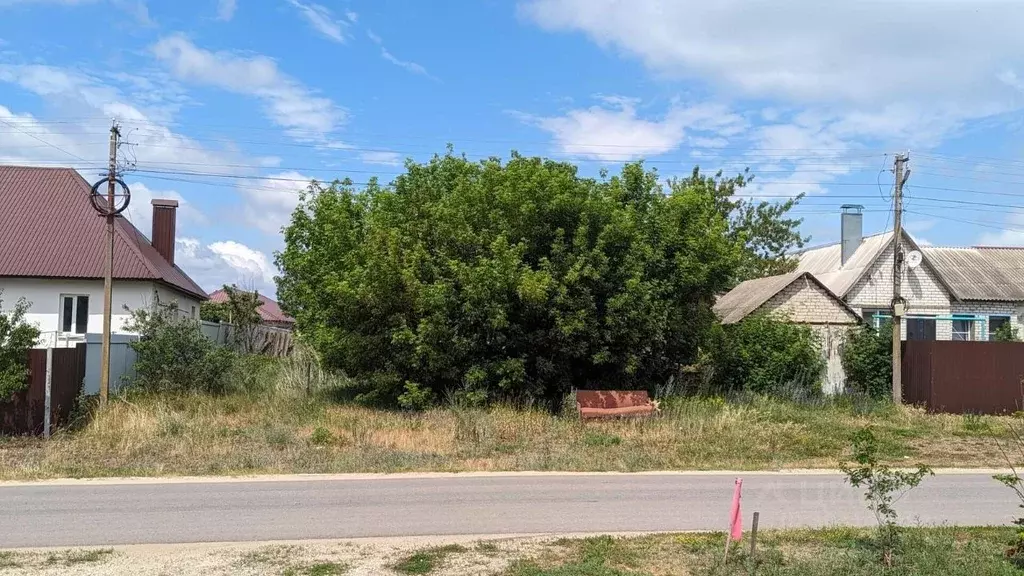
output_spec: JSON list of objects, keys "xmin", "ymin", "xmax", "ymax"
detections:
[
  {"xmin": 0, "ymin": 166, "xmax": 207, "ymax": 300},
  {"xmin": 208, "ymin": 288, "xmax": 294, "ymax": 324}
]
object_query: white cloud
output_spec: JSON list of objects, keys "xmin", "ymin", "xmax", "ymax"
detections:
[
  {"xmin": 0, "ymin": 64, "xmax": 244, "ymax": 172},
  {"xmin": 520, "ymin": 96, "xmax": 744, "ymax": 161},
  {"xmin": 366, "ymin": 30, "xmax": 434, "ymax": 79},
  {"xmin": 123, "ymin": 182, "xmax": 207, "ymax": 238},
  {"xmin": 382, "ymin": 48, "xmax": 434, "ymax": 78},
  {"xmin": 285, "ymin": 0, "xmax": 347, "ymax": 43},
  {"xmin": 521, "ymin": 0, "xmax": 1024, "ymax": 151},
  {"xmin": 380, "ymin": 48, "xmax": 434, "ymax": 79},
  {"xmin": 151, "ymin": 34, "xmax": 346, "ymax": 139},
  {"xmin": 237, "ymin": 171, "xmax": 311, "ymax": 236},
  {"xmin": 216, "ymin": 0, "xmax": 236, "ymax": 21},
  {"xmin": 176, "ymin": 237, "xmax": 277, "ymax": 294},
  {"xmin": 977, "ymin": 210, "xmax": 1024, "ymax": 246},
  {"xmin": 358, "ymin": 151, "xmax": 403, "ymax": 166},
  {"xmin": 521, "ymin": 0, "xmax": 1024, "ymax": 106}
]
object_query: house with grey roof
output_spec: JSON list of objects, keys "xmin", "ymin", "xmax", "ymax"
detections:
[
  {"xmin": 0, "ymin": 166, "xmax": 208, "ymax": 348},
  {"xmin": 713, "ymin": 271, "xmax": 862, "ymax": 394},
  {"xmin": 715, "ymin": 205, "xmax": 1024, "ymax": 393},
  {"xmin": 792, "ymin": 206, "xmax": 1023, "ymax": 342}
]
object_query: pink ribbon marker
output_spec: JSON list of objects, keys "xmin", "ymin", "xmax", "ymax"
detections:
[{"xmin": 728, "ymin": 477, "xmax": 743, "ymax": 541}]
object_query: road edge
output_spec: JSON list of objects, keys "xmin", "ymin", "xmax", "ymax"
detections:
[{"xmin": 0, "ymin": 468, "xmax": 1009, "ymax": 487}]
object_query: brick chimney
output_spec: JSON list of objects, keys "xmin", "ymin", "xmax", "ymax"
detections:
[{"xmin": 151, "ymin": 199, "xmax": 179, "ymax": 266}]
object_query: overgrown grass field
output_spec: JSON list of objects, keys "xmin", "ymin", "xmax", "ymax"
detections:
[
  {"xmin": 0, "ymin": 374, "xmax": 1017, "ymax": 480},
  {"xmin": 507, "ymin": 528, "xmax": 1020, "ymax": 576}
]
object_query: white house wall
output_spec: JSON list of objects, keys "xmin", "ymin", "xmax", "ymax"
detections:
[
  {"xmin": 846, "ymin": 243, "xmax": 954, "ymax": 339},
  {"xmin": 757, "ymin": 279, "xmax": 857, "ymax": 396},
  {"xmin": 0, "ymin": 277, "xmax": 200, "ymax": 344},
  {"xmin": 759, "ymin": 277, "xmax": 859, "ymax": 325},
  {"xmin": 950, "ymin": 301, "xmax": 1022, "ymax": 341}
]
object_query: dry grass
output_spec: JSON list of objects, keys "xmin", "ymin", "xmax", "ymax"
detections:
[
  {"xmin": 0, "ymin": 388, "xmax": 1019, "ymax": 480},
  {"xmin": 504, "ymin": 528, "xmax": 1021, "ymax": 575}
]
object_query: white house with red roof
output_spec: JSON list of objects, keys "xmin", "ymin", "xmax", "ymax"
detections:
[{"xmin": 0, "ymin": 166, "xmax": 208, "ymax": 346}]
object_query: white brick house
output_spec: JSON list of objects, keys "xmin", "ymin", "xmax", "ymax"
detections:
[
  {"xmin": 794, "ymin": 206, "xmax": 1024, "ymax": 343},
  {"xmin": 715, "ymin": 206, "xmax": 1024, "ymax": 393},
  {"xmin": 714, "ymin": 271, "xmax": 862, "ymax": 394}
]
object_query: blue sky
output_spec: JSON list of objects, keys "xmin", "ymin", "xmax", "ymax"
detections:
[{"xmin": 4, "ymin": 0, "xmax": 1024, "ymax": 295}]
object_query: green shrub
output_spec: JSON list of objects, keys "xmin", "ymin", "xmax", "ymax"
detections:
[
  {"xmin": 309, "ymin": 426, "xmax": 334, "ymax": 445},
  {"xmin": 0, "ymin": 295, "xmax": 41, "ymax": 401},
  {"xmin": 843, "ymin": 325, "xmax": 892, "ymax": 399},
  {"xmin": 993, "ymin": 322, "xmax": 1021, "ymax": 342},
  {"xmin": 125, "ymin": 307, "xmax": 236, "ymax": 394},
  {"xmin": 841, "ymin": 428, "xmax": 932, "ymax": 567},
  {"xmin": 275, "ymin": 154, "xmax": 805, "ymax": 408},
  {"xmin": 229, "ymin": 354, "xmax": 281, "ymax": 396},
  {"xmin": 705, "ymin": 313, "xmax": 826, "ymax": 396},
  {"xmin": 397, "ymin": 381, "xmax": 435, "ymax": 411}
]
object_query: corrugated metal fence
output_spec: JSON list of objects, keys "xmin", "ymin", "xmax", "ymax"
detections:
[
  {"xmin": 0, "ymin": 344, "xmax": 86, "ymax": 435},
  {"xmin": 902, "ymin": 340, "xmax": 1024, "ymax": 414}
]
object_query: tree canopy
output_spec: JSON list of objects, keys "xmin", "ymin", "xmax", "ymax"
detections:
[{"xmin": 275, "ymin": 152, "xmax": 804, "ymax": 407}]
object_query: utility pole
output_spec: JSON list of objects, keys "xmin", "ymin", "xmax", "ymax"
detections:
[
  {"xmin": 99, "ymin": 121, "xmax": 120, "ymax": 405},
  {"xmin": 891, "ymin": 153, "xmax": 909, "ymax": 404}
]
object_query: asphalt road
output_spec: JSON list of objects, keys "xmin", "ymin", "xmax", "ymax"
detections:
[{"xmin": 0, "ymin": 472, "xmax": 1014, "ymax": 548}]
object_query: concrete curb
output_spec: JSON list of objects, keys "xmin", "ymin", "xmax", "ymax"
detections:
[{"xmin": 0, "ymin": 468, "xmax": 1011, "ymax": 487}]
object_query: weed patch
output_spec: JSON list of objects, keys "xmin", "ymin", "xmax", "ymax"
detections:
[{"xmin": 392, "ymin": 544, "xmax": 467, "ymax": 574}]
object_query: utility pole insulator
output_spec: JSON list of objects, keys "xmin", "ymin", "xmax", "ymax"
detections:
[{"xmin": 891, "ymin": 153, "xmax": 909, "ymax": 404}]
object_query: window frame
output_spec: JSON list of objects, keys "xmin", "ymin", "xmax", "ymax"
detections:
[
  {"xmin": 862, "ymin": 308, "xmax": 887, "ymax": 329},
  {"xmin": 951, "ymin": 314, "xmax": 973, "ymax": 342},
  {"xmin": 989, "ymin": 315, "xmax": 1012, "ymax": 341},
  {"xmin": 59, "ymin": 293, "xmax": 90, "ymax": 335}
]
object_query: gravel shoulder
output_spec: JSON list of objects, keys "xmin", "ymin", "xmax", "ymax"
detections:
[{"xmin": 0, "ymin": 535, "xmax": 565, "ymax": 576}]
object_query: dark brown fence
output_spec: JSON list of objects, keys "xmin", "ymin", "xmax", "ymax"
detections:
[
  {"xmin": 0, "ymin": 344, "xmax": 86, "ymax": 435},
  {"xmin": 902, "ymin": 340, "xmax": 1024, "ymax": 414}
]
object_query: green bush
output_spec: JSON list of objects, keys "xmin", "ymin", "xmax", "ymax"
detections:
[
  {"xmin": 705, "ymin": 313, "xmax": 826, "ymax": 396},
  {"xmin": 0, "ymin": 295, "xmax": 41, "ymax": 401},
  {"xmin": 275, "ymin": 152, "xmax": 805, "ymax": 408},
  {"xmin": 125, "ymin": 307, "xmax": 236, "ymax": 394},
  {"xmin": 843, "ymin": 325, "xmax": 892, "ymax": 399},
  {"xmin": 993, "ymin": 322, "xmax": 1021, "ymax": 342}
]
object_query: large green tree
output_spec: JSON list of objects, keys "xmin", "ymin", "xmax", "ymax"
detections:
[{"xmin": 275, "ymin": 152, "xmax": 803, "ymax": 407}]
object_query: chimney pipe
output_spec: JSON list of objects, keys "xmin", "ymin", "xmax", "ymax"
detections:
[
  {"xmin": 840, "ymin": 204, "xmax": 863, "ymax": 267},
  {"xmin": 151, "ymin": 199, "xmax": 178, "ymax": 266}
]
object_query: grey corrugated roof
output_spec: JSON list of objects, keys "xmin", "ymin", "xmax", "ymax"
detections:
[
  {"xmin": 714, "ymin": 271, "xmax": 858, "ymax": 325},
  {"xmin": 922, "ymin": 247, "xmax": 1024, "ymax": 301},
  {"xmin": 714, "ymin": 272, "xmax": 803, "ymax": 324},
  {"xmin": 0, "ymin": 165, "xmax": 207, "ymax": 300},
  {"xmin": 794, "ymin": 232, "xmax": 894, "ymax": 297}
]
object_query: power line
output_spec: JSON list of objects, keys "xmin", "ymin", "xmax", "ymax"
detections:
[{"xmin": 0, "ymin": 118, "xmax": 87, "ymax": 162}]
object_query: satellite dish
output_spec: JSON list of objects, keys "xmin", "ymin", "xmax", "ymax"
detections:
[{"xmin": 905, "ymin": 250, "xmax": 923, "ymax": 269}]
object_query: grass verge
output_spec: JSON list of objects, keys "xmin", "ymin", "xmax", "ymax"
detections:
[
  {"xmin": 0, "ymin": 391, "xmax": 1018, "ymax": 480},
  {"xmin": 392, "ymin": 544, "xmax": 467, "ymax": 574},
  {"xmin": 507, "ymin": 528, "xmax": 1019, "ymax": 575}
]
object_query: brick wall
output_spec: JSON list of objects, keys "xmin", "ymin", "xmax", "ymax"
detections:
[
  {"xmin": 759, "ymin": 276, "xmax": 859, "ymax": 324},
  {"xmin": 951, "ymin": 301, "xmax": 1020, "ymax": 341},
  {"xmin": 847, "ymin": 243, "xmax": 953, "ymax": 339}
]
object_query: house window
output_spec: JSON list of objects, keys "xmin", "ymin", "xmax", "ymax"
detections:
[
  {"xmin": 990, "ymin": 315, "xmax": 1011, "ymax": 341},
  {"xmin": 191, "ymin": 305, "xmax": 197, "ymax": 319},
  {"xmin": 862, "ymin": 308, "xmax": 887, "ymax": 328},
  {"xmin": 60, "ymin": 294, "xmax": 89, "ymax": 334},
  {"xmin": 952, "ymin": 315, "xmax": 973, "ymax": 341},
  {"xmin": 907, "ymin": 316, "xmax": 936, "ymax": 341}
]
